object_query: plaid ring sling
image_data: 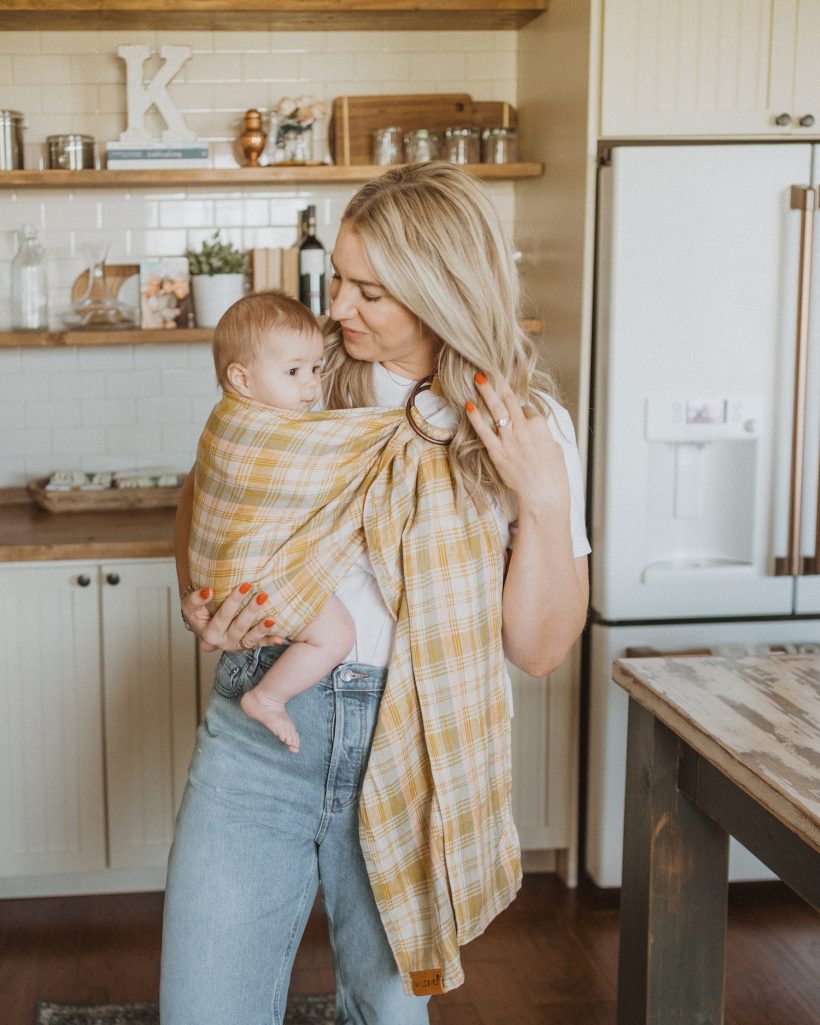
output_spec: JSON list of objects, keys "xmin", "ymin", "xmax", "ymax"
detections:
[{"xmin": 189, "ymin": 389, "xmax": 522, "ymax": 995}]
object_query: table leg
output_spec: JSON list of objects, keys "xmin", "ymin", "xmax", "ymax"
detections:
[{"xmin": 617, "ymin": 698, "xmax": 730, "ymax": 1025}]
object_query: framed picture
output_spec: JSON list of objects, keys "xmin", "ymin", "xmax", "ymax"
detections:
[{"xmin": 139, "ymin": 257, "xmax": 193, "ymax": 329}]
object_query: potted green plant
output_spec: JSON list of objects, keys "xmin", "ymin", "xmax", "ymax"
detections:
[{"xmin": 186, "ymin": 230, "xmax": 247, "ymax": 328}]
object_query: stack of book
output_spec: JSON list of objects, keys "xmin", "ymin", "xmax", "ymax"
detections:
[
  {"xmin": 251, "ymin": 247, "xmax": 300, "ymax": 300},
  {"xmin": 106, "ymin": 142, "xmax": 211, "ymax": 169}
]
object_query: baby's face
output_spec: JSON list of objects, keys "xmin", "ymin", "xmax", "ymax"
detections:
[{"xmin": 243, "ymin": 327, "xmax": 324, "ymax": 410}]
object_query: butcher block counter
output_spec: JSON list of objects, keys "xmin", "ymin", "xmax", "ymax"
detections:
[{"xmin": 0, "ymin": 492, "xmax": 176, "ymax": 561}]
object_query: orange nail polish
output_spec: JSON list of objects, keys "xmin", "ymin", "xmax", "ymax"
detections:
[
  {"xmin": 256, "ymin": 592, "xmax": 268, "ymax": 606},
  {"xmin": 475, "ymin": 371, "xmax": 487, "ymax": 385},
  {"xmin": 264, "ymin": 619, "xmax": 276, "ymax": 629},
  {"xmin": 465, "ymin": 401, "xmax": 477, "ymax": 413},
  {"xmin": 239, "ymin": 582, "xmax": 251, "ymax": 595},
  {"xmin": 199, "ymin": 588, "xmax": 211, "ymax": 600}
]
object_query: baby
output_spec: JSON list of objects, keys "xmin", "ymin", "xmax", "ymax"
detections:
[{"xmin": 190, "ymin": 290, "xmax": 355, "ymax": 753}]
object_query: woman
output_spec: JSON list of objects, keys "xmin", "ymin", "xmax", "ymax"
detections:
[{"xmin": 161, "ymin": 162, "xmax": 589, "ymax": 1025}]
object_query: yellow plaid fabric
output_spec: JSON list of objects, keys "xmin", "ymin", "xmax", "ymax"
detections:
[{"xmin": 190, "ymin": 391, "xmax": 522, "ymax": 994}]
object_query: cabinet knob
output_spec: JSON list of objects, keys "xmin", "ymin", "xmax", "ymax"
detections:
[
  {"xmin": 800, "ymin": 114, "xmax": 816, "ymax": 128},
  {"xmin": 106, "ymin": 572, "xmax": 121, "ymax": 586},
  {"xmin": 775, "ymin": 112, "xmax": 792, "ymax": 126},
  {"xmin": 77, "ymin": 574, "xmax": 91, "ymax": 587}
]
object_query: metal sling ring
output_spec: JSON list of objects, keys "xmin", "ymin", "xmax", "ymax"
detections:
[{"xmin": 404, "ymin": 375, "xmax": 451, "ymax": 446}]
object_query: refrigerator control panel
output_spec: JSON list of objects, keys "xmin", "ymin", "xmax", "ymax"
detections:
[{"xmin": 645, "ymin": 396, "xmax": 762, "ymax": 441}]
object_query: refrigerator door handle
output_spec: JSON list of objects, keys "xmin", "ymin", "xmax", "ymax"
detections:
[{"xmin": 776, "ymin": 186, "xmax": 817, "ymax": 577}]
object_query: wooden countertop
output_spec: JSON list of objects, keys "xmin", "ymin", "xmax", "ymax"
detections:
[
  {"xmin": 613, "ymin": 653, "xmax": 820, "ymax": 854},
  {"xmin": 0, "ymin": 499, "xmax": 176, "ymax": 562}
]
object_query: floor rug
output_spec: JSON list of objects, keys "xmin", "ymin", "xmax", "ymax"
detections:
[{"xmin": 35, "ymin": 994, "xmax": 336, "ymax": 1025}]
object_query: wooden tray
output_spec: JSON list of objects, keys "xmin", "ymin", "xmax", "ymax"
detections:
[
  {"xmin": 329, "ymin": 93, "xmax": 517, "ymax": 165},
  {"xmin": 28, "ymin": 478, "xmax": 182, "ymax": 514}
]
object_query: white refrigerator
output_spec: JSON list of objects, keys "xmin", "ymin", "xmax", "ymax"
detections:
[{"xmin": 585, "ymin": 143, "xmax": 820, "ymax": 887}]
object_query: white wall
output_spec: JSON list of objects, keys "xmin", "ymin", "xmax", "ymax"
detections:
[{"xmin": 0, "ymin": 28, "xmax": 518, "ymax": 487}]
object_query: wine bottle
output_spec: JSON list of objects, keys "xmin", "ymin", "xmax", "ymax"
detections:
[{"xmin": 298, "ymin": 205, "xmax": 325, "ymax": 316}]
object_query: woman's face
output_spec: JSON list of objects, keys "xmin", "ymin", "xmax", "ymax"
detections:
[{"xmin": 329, "ymin": 221, "xmax": 437, "ymax": 380}]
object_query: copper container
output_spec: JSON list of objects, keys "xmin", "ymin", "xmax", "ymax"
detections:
[{"xmin": 240, "ymin": 108, "xmax": 267, "ymax": 167}]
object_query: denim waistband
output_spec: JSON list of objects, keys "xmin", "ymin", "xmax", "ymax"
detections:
[{"xmin": 220, "ymin": 645, "xmax": 388, "ymax": 695}]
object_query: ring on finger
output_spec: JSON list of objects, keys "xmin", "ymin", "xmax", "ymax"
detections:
[
  {"xmin": 239, "ymin": 635, "xmax": 253, "ymax": 651},
  {"xmin": 495, "ymin": 416, "xmax": 511, "ymax": 430}
]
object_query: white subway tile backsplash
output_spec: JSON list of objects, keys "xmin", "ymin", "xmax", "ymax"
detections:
[
  {"xmin": 158, "ymin": 198, "xmax": 216, "ymax": 229},
  {"xmin": 13, "ymin": 54, "xmax": 71, "ymax": 84},
  {"xmin": 354, "ymin": 52, "xmax": 411, "ymax": 82},
  {"xmin": 105, "ymin": 371, "xmax": 165, "ymax": 402},
  {"xmin": 69, "ymin": 53, "xmax": 123, "ymax": 85},
  {"xmin": 26, "ymin": 399, "xmax": 81, "ymax": 428},
  {"xmin": 51, "ymin": 426, "xmax": 108, "ymax": 456},
  {"xmin": 187, "ymin": 52, "xmax": 243, "ymax": 83},
  {"xmin": 243, "ymin": 53, "xmax": 301, "ymax": 83},
  {"xmin": 137, "ymin": 395, "xmax": 194, "ymax": 424},
  {"xmin": 0, "ymin": 32, "xmax": 40, "ymax": 55},
  {"xmin": 410, "ymin": 52, "xmax": 467, "ymax": 82},
  {"xmin": 5, "ymin": 426, "xmax": 52, "ymax": 456},
  {"xmin": 160, "ymin": 367, "xmax": 219, "ymax": 399},
  {"xmin": 105, "ymin": 424, "xmax": 162, "ymax": 453},
  {"xmin": 81, "ymin": 397, "xmax": 137, "ymax": 426},
  {"xmin": 213, "ymin": 31, "xmax": 273, "ymax": 54},
  {"xmin": 50, "ymin": 370, "xmax": 107, "ymax": 398},
  {"xmin": 39, "ymin": 30, "xmax": 100, "ymax": 55},
  {"xmin": 0, "ymin": 25, "xmax": 520, "ymax": 489}
]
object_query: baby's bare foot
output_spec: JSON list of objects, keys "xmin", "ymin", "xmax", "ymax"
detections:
[{"xmin": 240, "ymin": 688, "xmax": 300, "ymax": 753}]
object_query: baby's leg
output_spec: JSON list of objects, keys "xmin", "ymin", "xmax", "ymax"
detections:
[{"xmin": 240, "ymin": 596, "xmax": 355, "ymax": 752}]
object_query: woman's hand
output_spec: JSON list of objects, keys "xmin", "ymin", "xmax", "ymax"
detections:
[
  {"xmin": 465, "ymin": 371, "xmax": 588, "ymax": 678},
  {"xmin": 181, "ymin": 583, "xmax": 286, "ymax": 653},
  {"xmin": 465, "ymin": 372, "xmax": 570, "ymax": 515}
]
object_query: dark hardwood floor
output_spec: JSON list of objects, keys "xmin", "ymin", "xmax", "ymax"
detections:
[{"xmin": 1, "ymin": 874, "xmax": 818, "ymax": 1025}]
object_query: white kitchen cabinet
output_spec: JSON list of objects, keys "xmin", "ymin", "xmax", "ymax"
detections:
[
  {"xmin": 600, "ymin": 0, "xmax": 820, "ymax": 138},
  {"xmin": 0, "ymin": 558, "xmax": 197, "ymax": 896}
]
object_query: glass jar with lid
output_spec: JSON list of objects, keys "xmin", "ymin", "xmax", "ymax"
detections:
[
  {"xmin": 403, "ymin": 129, "xmax": 440, "ymax": 163},
  {"xmin": 443, "ymin": 126, "xmax": 481, "ymax": 165},
  {"xmin": 372, "ymin": 126, "xmax": 403, "ymax": 166},
  {"xmin": 481, "ymin": 126, "xmax": 518, "ymax": 164}
]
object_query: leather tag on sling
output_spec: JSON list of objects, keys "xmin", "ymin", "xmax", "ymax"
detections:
[{"xmin": 410, "ymin": 969, "xmax": 445, "ymax": 996}]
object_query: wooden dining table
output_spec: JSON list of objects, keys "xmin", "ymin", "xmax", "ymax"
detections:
[{"xmin": 612, "ymin": 653, "xmax": 819, "ymax": 1025}]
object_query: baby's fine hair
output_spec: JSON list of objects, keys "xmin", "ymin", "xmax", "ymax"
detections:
[{"xmin": 212, "ymin": 290, "xmax": 321, "ymax": 389}]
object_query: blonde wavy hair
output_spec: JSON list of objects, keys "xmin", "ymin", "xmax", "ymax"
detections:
[{"xmin": 322, "ymin": 161, "xmax": 555, "ymax": 510}]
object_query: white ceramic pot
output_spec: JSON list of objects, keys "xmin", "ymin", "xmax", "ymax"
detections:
[{"xmin": 191, "ymin": 274, "xmax": 245, "ymax": 328}]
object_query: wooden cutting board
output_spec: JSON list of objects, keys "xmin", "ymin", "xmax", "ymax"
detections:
[{"xmin": 329, "ymin": 93, "xmax": 517, "ymax": 165}]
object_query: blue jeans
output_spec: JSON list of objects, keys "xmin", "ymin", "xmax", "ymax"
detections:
[{"xmin": 160, "ymin": 646, "xmax": 430, "ymax": 1025}]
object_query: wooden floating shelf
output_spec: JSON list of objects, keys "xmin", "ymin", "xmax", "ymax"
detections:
[
  {"xmin": 0, "ymin": 328, "xmax": 212, "ymax": 348},
  {"xmin": 0, "ymin": 0, "xmax": 548, "ymax": 31},
  {"xmin": 0, "ymin": 164, "xmax": 543, "ymax": 191},
  {"xmin": 1, "ymin": 322, "xmax": 543, "ymax": 349}
]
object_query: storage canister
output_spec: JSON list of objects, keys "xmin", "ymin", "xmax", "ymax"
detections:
[
  {"xmin": 481, "ymin": 126, "xmax": 518, "ymax": 164},
  {"xmin": 372, "ymin": 126, "xmax": 403, "ymax": 166},
  {"xmin": 403, "ymin": 129, "xmax": 440, "ymax": 163},
  {"xmin": 47, "ymin": 134, "xmax": 95, "ymax": 170},
  {"xmin": 0, "ymin": 110, "xmax": 25, "ymax": 170},
  {"xmin": 443, "ymin": 126, "xmax": 480, "ymax": 165}
]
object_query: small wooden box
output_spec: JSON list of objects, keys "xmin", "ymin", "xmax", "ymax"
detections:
[{"xmin": 329, "ymin": 93, "xmax": 517, "ymax": 166}]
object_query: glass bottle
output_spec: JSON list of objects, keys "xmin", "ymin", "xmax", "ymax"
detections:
[
  {"xmin": 298, "ymin": 205, "xmax": 325, "ymax": 316},
  {"xmin": 11, "ymin": 223, "xmax": 48, "ymax": 330}
]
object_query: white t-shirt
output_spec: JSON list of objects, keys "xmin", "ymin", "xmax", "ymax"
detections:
[{"xmin": 334, "ymin": 363, "xmax": 591, "ymax": 669}]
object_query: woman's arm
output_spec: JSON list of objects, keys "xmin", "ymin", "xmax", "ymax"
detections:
[
  {"xmin": 465, "ymin": 375, "xmax": 589, "ymax": 677},
  {"xmin": 176, "ymin": 467, "xmax": 284, "ymax": 652}
]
